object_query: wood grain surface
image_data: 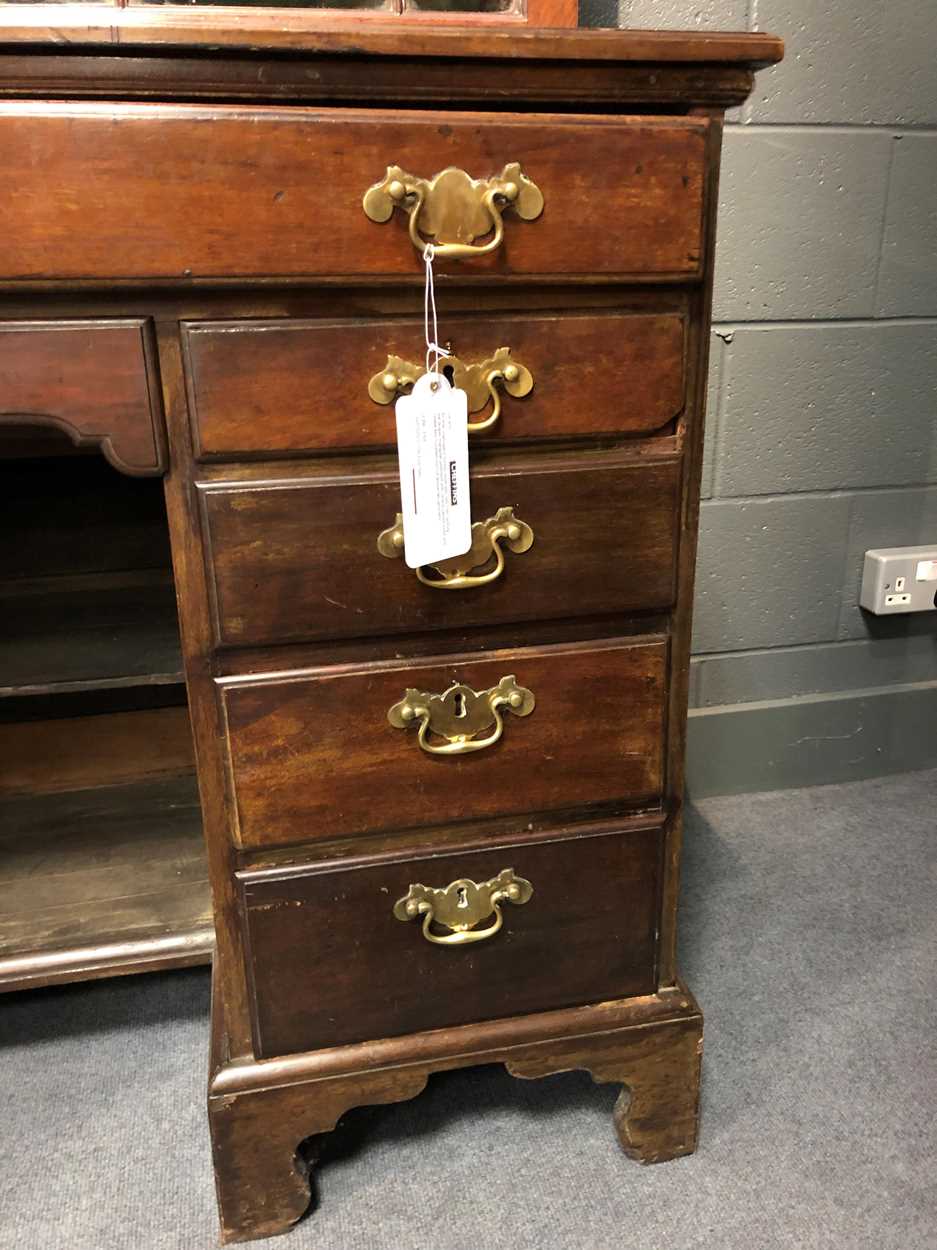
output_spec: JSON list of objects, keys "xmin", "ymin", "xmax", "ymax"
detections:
[
  {"xmin": 0, "ymin": 319, "xmax": 164, "ymax": 474},
  {"xmin": 184, "ymin": 311, "xmax": 686, "ymax": 456},
  {"xmin": 0, "ymin": 13, "xmax": 783, "ymax": 66},
  {"xmin": 0, "ymin": 26, "xmax": 786, "ymax": 1227},
  {"xmin": 200, "ymin": 454, "xmax": 680, "ymax": 647},
  {"xmin": 0, "ymin": 774, "xmax": 211, "ymax": 991},
  {"xmin": 1, "ymin": 105, "xmax": 708, "ymax": 281},
  {"xmin": 0, "ymin": 54, "xmax": 761, "ymax": 111},
  {"xmin": 220, "ymin": 636, "xmax": 667, "ymax": 849},
  {"xmin": 240, "ymin": 823, "xmax": 660, "ymax": 1056},
  {"xmin": 208, "ymin": 976, "xmax": 702, "ymax": 1241},
  {"xmin": 0, "ymin": 705, "xmax": 195, "ymax": 797}
]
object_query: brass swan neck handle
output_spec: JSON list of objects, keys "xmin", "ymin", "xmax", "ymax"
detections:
[
  {"xmin": 362, "ymin": 163, "xmax": 544, "ymax": 261},
  {"xmin": 394, "ymin": 869, "xmax": 533, "ymax": 946},
  {"xmin": 377, "ymin": 507, "xmax": 533, "ymax": 590},
  {"xmin": 369, "ymin": 348, "xmax": 533, "ymax": 435},
  {"xmin": 387, "ymin": 675, "xmax": 535, "ymax": 756}
]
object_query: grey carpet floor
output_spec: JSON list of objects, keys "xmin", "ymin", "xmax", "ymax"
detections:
[{"xmin": 2, "ymin": 769, "xmax": 935, "ymax": 1250}]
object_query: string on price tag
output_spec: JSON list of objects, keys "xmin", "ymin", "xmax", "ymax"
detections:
[
  {"xmin": 393, "ymin": 245, "xmax": 472, "ymax": 570},
  {"xmin": 422, "ymin": 242, "xmax": 450, "ymax": 376}
]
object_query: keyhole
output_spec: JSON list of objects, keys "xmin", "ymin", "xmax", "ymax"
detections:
[
  {"xmin": 443, "ymin": 363, "xmax": 455, "ymax": 385},
  {"xmin": 456, "ymin": 886, "xmax": 469, "ymax": 909},
  {"xmin": 453, "ymin": 691, "xmax": 466, "ymax": 718}
]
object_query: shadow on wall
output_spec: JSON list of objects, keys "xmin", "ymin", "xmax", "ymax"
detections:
[{"xmin": 579, "ymin": 0, "xmax": 619, "ymax": 26}]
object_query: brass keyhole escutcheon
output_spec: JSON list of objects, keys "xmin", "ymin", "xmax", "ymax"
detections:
[
  {"xmin": 394, "ymin": 869, "xmax": 534, "ymax": 946},
  {"xmin": 387, "ymin": 675, "xmax": 535, "ymax": 757}
]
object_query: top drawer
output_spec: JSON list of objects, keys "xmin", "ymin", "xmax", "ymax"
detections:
[{"xmin": 1, "ymin": 104, "xmax": 709, "ymax": 282}]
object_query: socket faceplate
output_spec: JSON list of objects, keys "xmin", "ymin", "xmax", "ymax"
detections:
[{"xmin": 860, "ymin": 546, "xmax": 937, "ymax": 615}]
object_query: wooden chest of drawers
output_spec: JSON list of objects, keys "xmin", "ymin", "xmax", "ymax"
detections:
[{"xmin": 0, "ymin": 16, "xmax": 781, "ymax": 1243}]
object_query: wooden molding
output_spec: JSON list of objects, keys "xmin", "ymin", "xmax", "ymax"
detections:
[
  {"xmin": 0, "ymin": 9, "xmax": 783, "ymax": 64},
  {"xmin": 0, "ymin": 319, "xmax": 167, "ymax": 476}
]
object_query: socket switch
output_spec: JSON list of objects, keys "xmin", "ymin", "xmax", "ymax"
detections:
[{"xmin": 860, "ymin": 546, "xmax": 937, "ymax": 615}]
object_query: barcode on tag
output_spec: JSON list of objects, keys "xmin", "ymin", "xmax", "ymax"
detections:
[{"xmin": 395, "ymin": 372, "xmax": 472, "ymax": 569}]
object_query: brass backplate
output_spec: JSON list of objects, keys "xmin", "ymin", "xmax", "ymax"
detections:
[
  {"xmin": 369, "ymin": 348, "xmax": 533, "ymax": 432},
  {"xmin": 393, "ymin": 868, "xmax": 533, "ymax": 946},
  {"xmin": 377, "ymin": 506, "xmax": 533, "ymax": 589},
  {"xmin": 387, "ymin": 674, "xmax": 535, "ymax": 756},
  {"xmin": 362, "ymin": 163, "xmax": 544, "ymax": 258}
]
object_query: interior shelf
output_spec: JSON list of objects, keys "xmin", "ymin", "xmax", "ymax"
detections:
[
  {"xmin": 0, "ymin": 569, "xmax": 184, "ymax": 706},
  {"xmin": 0, "ymin": 451, "xmax": 206, "ymax": 991},
  {"xmin": 0, "ymin": 774, "xmax": 213, "ymax": 992}
]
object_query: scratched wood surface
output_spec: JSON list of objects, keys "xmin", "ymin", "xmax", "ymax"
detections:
[
  {"xmin": 220, "ymin": 636, "xmax": 667, "ymax": 849},
  {"xmin": 0, "ymin": 23, "xmax": 783, "ymax": 1238},
  {"xmin": 199, "ymin": 454, "xmax": 680, "ymax": 647},
  {"xmin": 0, "ymin": 319, "xmax": 164, "ymax": 474},
  {"xmin": 0, "ymin": 105, "xmax": 708, "ymax": 281},
  {"xmin": 0, "ymin": 14, "xmax": 783, "ymax": 65},
  {"xmin": 208, "ymin": 978, "xmax": 703, "ymax": 1242},
  {"xmin": 184, "ymin": 310, "xmax": 687, "ymax": 457},
  {"xmin": 240, "ymin": 823, "xmax": 661, "ymax": 1056},
  {"xmin": 0, "ymin": 774, "xmax": 211, "ymax": 991}
]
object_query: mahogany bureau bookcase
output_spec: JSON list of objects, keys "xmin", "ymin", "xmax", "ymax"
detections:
[{"xmin": 0, "ymin": 15, "xmax": 782, "ymax": 1242}]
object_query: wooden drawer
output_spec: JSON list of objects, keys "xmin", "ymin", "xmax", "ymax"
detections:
[
  {"xmin": 240, "ymin": 820, "xmax": 662, "ymax": 1057},
  {"xmin": 184, "ymin": 310, "xmax": 687, "ymax": 457},
  {"xmin": 199, "ymin": 453, "xmax": 680, "ymax": 649},
  {"xmin": 219, "ymin": 636, "xmax": 667, "ymax": 850},
  {"xmin": 0, "ymin": 320, "xmax": 164, "ymax": 476},
  {"xmin": 2, "ymin": 104, "xmax": 708, "ymax": 282}
]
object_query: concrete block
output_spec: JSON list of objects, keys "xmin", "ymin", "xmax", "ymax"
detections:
[
  {"xmin": 693, "ymin": 494, "xmax": 850, "ymax": 652},
  {"xmin": 686, "ymin": 655, "xmax": 702, "ymax": 710},
  {"xmin": 746, "ymin": 0, "xmax": 937, "ymax": 126},
  {"xmin": 693, "ymin": 635, "xmax": 937, "ymax": 707},
  {"xmin": 714, "ymin": 322, "xmax": 937, "ymax": 497},
  {"xmin": 838, "ymin": 486, "xmax": 937, "ymax": 639},
  {"xmin": 700, "ymin": 330, "xmax": 727, "ymax": 500},
  {"xmin": 876, "ymin": 136, "xmax": 937, "ymax": 318},
  {"xmin": 713, "ymin": 128, "xmax": 892, "ymax": 321},
  {"xmin": 617, "ymin": 0, "xmax": 748, "ymax": 29},
  {"xmin": 687, "ymin": 682, "xmax": 937, "ymax": 796}
]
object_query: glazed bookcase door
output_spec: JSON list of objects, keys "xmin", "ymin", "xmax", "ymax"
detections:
[
  {"xmin": 110, "ymin": 0, "xmax": 578, "ymax": 25},
  {"xmin": 130, "ymin": 0, "xmax": 514, "ymax": 10}
]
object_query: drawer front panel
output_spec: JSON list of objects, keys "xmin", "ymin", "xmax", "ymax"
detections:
[
  {"xmin": 184, "ymin": 311, "xmax": 687, "ymax": 457},
  {"xmin": 0, "ymin": 320, "xmax": 163, "ymax": 476},
  {"xmin": 220, "ymin": 637, "xmax": 667, "ymax": 850},
  {"xmin": 201, "ymin": 455, "xmax": 680, "ymax": 648},
  {"xmin": 241, "ymin": 822, "xmax": 662, "ymax": 1057},
  {"xmin": 2, "ymin": 104, "xmax": 708, "ymax": 281}
]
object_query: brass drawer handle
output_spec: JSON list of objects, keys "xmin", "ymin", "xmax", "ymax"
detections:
[
  {"xmin": 369, "ymin": 349, "xmax": 533, "ymax": 434},
  {"xmin": 377, "ymin": 507, "xmax": 534, "ymax": 590},
  {"xmin": 362, "ymin": 164, "xmax": 544, "ymax": 260},
  {"xmin": 394, "ymin": 868, "xmax": 533, "ymax": 946},
  {"xmin": 388, "ymin": 675, "xmax": 534, "ymax": 756}
]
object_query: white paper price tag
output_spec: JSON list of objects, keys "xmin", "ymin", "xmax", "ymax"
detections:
[{"xmin": 394, "ymin": 372, "xmax": 472, "ymax": 569}]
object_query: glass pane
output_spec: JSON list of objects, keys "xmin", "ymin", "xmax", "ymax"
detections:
[
  {"xmin": 405, "ymin": 0, "xmax": 518, "ymax": 10},
  {"xmin": 132, "ymin": 0, "xmax": 393, "ymax": 8}
]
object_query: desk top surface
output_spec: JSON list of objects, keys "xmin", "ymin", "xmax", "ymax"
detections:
[{"xmin": 0, "ymin": 8, "xmax": 783, "ymax": 67}]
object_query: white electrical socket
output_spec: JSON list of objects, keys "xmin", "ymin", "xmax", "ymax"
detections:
[{"xmin": 860, "ymin": 546, "xmax": 937, "ymax": 615}]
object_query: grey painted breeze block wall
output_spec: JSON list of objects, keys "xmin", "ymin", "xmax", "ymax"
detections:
[{"xmin": 582, "ymin": 0, "xmax": 937, "ymax": 793}]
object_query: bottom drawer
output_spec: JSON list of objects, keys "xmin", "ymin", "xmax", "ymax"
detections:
[{"xmin": 240, "ymin": 821, "xmax": 661, "ymax": 1058}]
